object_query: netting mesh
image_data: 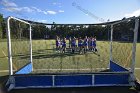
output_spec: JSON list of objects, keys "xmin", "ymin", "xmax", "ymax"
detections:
[
  {"xmin": 9, "ymin": 19, "xmax": 30, "ymax": 73},
  {"xmin": 10, "ymin": 19, "xmax": 135, "ymax": 73},
  {"xmin": 112, "ymin": 19, "xmax": 135, "ymax": 69},
  {"xmin": 9, "ymin": 18, "xmax": 136, "ymax": 74},
  {"xmin": 0, "ymin": 39, "xmax": 8, "ymax": 76},
  {"xmin": 32, "ymin": 41, "xmax": 109, "ymax": 73},
  {"xmin": 32, "ymin": 25, "xmax": 110, "ymax": 74}
]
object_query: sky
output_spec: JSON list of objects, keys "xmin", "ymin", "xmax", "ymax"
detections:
[{"xmin": 0, "ymin": 0, "xmax": 140, "ymax": 24}]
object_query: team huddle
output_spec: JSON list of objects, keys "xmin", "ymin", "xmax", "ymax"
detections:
[{"xmin": 56, "ymin": 36, "xmax": 98, "ymax": 54}]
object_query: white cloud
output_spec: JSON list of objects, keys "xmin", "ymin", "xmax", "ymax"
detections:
[
  {"xmin": 52, "ymin": 2, "xmax": 62, "ymax": 7},
  {"xmin": 124, "ymin": 9, "xmax": 140, "ymax": 18},
  {"xmin": 1, "ymin": 0, "xmax": 34, "ymax": 13},
  {"xmin": 1, "ymin": 0, "xmax": 17, "ymax": 7},
  {"xmin": 3, "ymin": 7, "xmax": 21, "ymax": 12},
  {"xmin": 32, "ymin": 7, "xmax": 57, "ymax": 15},
  {"xmin": 52, "ymin": 2, "xmax": 61, "ymax": 5},
  {"xmin": 32, "ymin": 7, "xmax": 42, "ymax": 12},
  {"xmin": 31, "ymin": 7, "xmax": 48, "ymax": 15},
  {"xmin": 3, "ymin": 7, "xmax": 34, "ymax": 13},
  {"xmin": 1, "ymin": 0, "xmax": 62, "ymax": 16},
  {"xmin": 52, "ymin": 2, "xmax": 57, "ymax": 5},
  {"xmin": 58, "ymin": 10, "xmax": 64, "ymax": 13},
  {"xmin": 22, "ymin": 7, "xmax": 34, "ymax": 12},
  {"xmin": 43, "ymin": 11, "xmax": 48, "ymax": 15},
  {"xmin": 47, "ymin": 10, "xmax": 57, "ymax": 15}
]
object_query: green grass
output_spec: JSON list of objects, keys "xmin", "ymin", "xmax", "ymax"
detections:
[
  {"xmin": 31, "ymin": 40, "xmax": 110, "ymax": 73},
  {"xmin": 0, "ymin": 40, "xmax": 140, "ymax": 93},
  {"xmin": 0, "ymin": 41, "xmax": 8, "ymax": 70},
  {"xmin": 0, "ymin": 40, "xmax": 140, "ymax": 79},
  {"xmin": 135, "ymin": 43, "xmax": 140, "ymax": 81},
  {"xmin": 136, "ymin": 43, "xmax": 140, "ymax": 68}
]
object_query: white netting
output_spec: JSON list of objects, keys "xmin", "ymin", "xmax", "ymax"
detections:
[
  {"xmin": 9, "ymin": 19, "xmax": 30, "ymax": 73},
  {"xmin": 112, "ymin": 19, "xmax": 135, "ymax": 69},
  {"xmin": 8, "ymin": 17, "xmax": 137, "ymax": 74},
  {"xmin": 32, "ymin": 24, "xmax": 110, "ymax": 73}
]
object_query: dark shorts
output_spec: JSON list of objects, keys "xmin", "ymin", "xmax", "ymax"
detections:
[
  {"xmin": 78, "ymin": 43, "xmax": 83, "ymax": 47},
  {"xmin": 71, "ymin": 43, "xmax": 76, "ymax": 47},
  {"xmin": 56, "ymin": 43, "xmax": 58, "ymax": 46},
  {"xmin": 62, "ymin": 44, "xmax": 66, "ymax": 47},
  {"xmin": 90, "ymin": 43, "xmax": 93, "ymax": 46},
  {"xmin": 93, "ymin": 43, "xmax": 96, "ymax": 47},
  {"xmin": 84, "ymin": 42, "xmax": 88, "ymax": 46}
]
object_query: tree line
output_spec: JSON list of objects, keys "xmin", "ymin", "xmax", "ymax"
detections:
[{"xmin": 0, "ymin": 13, "xmax": 140, "ymax": 41}]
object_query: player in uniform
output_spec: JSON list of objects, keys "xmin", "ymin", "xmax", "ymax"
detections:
[
  {"xmin": 56, "ymin": 36, "xmax": 61, "ymax": 52},
  {"xmin": 61, "ymin": 37, "xmax": 66, "ymax": 53},
  {"xmin": 83, "ymin": 36, "xmax": 88, "ymax": 53},
  {"xmin": 69, "ymin": 37, "xmax": 71, "ymax": 48},
  {"xmin": 71, "ymin": 37, "xmax": 76, "ymax": 53},
  {"xmin": 93, "ymin": 36, "xmax": 97, "ymax": 52},
  {"xmin": 78, "ymin": 37, "xmax": 83, "ymax": 54}
]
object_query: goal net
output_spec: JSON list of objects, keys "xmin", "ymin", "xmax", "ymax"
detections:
[
  {"xmin": 8, "ymin": 17, "xmax": 138, "ymax": 75},
  {"xmin": 32, "ymin": 24, "xmax": 110, "ymax": 74},
  {"xmin": 8, "ymin": 17, "xmax": 31, "ymax": 74},
  {"xmin": 111, "ymin": 18, "xmax": 136, "ymax": 70}
]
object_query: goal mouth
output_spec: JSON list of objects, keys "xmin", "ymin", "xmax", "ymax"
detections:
[
  {"xmin": 5, "ymin": 16, "xmax": 139, "ymax": 91},
  {"xmin": 6, "ymin": 16, "xmax": 139, "ymax": 75},
  {"xmin": 14, "ymin": 60, "xmax": 129, "ymax": 75},
  {"xmin": 7, "ymin": 16, "xmax": 32, "ymax": 75}
]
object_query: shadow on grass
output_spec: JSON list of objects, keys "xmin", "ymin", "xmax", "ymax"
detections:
[{"xmin": 12, "ymin": 48, "xmax": 100, "ymax": 60}]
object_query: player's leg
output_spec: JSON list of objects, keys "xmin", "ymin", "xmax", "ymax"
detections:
[{"xmin": 64, "ymin": 43, "xmax": 66, "ymax": 53}]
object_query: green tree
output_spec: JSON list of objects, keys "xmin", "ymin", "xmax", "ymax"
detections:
[
  {"xmin": 32, "ymin": 24, "xmax": 48, "ymax": 39},
  {"xmin": 0, "ymin": 14, "xmax": 3, "ymax": 39}
]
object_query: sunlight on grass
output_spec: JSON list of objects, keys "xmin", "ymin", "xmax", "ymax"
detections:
[{"xmin": 0, "ymin": 40, "xmax": 140, "ymax": 80}]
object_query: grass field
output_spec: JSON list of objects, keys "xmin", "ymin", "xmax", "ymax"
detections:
[
  {"xmin": 32, "ymin": 40, "xmax": 110, "ymax": 73},
  {"xmin": 0, "ymin": 39, "xmax": 140, "ymax": 79},
  {"xmin": 0, "ymin": 39, "xmax": 140, "ymax": 93}
]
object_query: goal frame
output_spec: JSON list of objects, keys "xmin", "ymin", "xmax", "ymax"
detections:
[
  {"xmin": 6, "ymin": 16, "xmax": 33, "ymax": 75},
  {"xmin": 109, "ymin": 17, "xmax": 139, "ymax": 80},
  {"xmin": 6, "ymin": 16, "xmax": 139, "ymax": 91}
]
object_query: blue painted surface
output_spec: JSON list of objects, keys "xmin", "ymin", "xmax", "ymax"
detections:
[
  {"xmin": 110, "ymin": 61, "xmax": 128, "ymax": 72},
  {"xmin": 15, "ymin": 63, "xmax": 32, "ymax": 74},
  {"xmin": 13, "ymin": 61, "xmax": 130, "ymax": 88},
  {"xmin": 94, "ymin": 74, "xmax": 129, "ymax": 85},
  {"xmin": 14, "ymin": 74, "xmax": 130, "ymax": 88},
  {"xmin": 55, "ymin": 75, "xmax": 92, "ymax": 86},
  {"xmin": 15, "ymin": 75, "xmax": 53, "ymax": 87}
]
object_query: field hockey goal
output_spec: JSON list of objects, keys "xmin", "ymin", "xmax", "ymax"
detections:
[
  {"xmin": 6, "ymin": 16, "xmax": 32, "ymax": 75},
  {"xmin": 6, "ymin": 16, "xmax": 139, "ymax": 91}
]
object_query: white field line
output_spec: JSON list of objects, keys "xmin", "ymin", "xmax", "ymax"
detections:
[
  {"xmin": 0, "ymin": 68, "xmax": 107, "ymax": 73},
  {"xmin": 0, "ymin": 69, "xmax": 16, "ymax": 72},
  {"xmin": 0, "ymin": 70, "xmax": 9, "ymax": 73},
  {"xmin": 0, "ymin": 68, "xmax": 140, "ymax": 73},
  {"xmin": 34, "ymin": 68, "xmax": 140, "ymax": 71},
  {"xmin": 1, "ymin": 50, "xmax": 17, "ymax": 70},
  {"xmin": 135, "ymin": 68, "xmax": 140, "ymax": 70},
  {"xmin": 2, "ymin": 51, "xmax": 7, "ymax": 57},
  {"xmin": 34, "ymin": 68, "xmax": 108, "ymax": 71}
]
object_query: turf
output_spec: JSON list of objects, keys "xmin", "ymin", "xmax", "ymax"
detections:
[
  {"xmin": 0, "ymin": 40, "xmax": 140, "ymax": 77},
  {"xmin": 29, "ymin": 40, "xmax": 109, "ymax": 73},
  {"xmin": 0, "ymin": 40, "xmax": 140, "ymax": 93},
  {"xmin": 0, "ymin": 40, "xmax": 8, "ymax": 70}
]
